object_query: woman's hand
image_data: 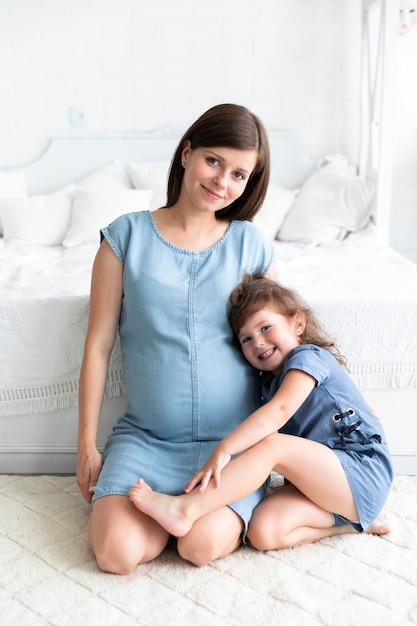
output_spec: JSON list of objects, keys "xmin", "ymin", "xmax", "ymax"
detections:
[
  {"xmin": 76, "ymin": 447, "xmax": 102, "ymax": 503},
  {"xmin": 184, "ymin": 447, "xmax": 231, "ymax": 493}
]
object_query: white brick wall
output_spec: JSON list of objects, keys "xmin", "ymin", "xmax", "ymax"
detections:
[
  {"xmin": 391, "ymin": 30, "xmax": 417, "ymax": 263},
  {"xmin": 0, "ymin": 0, "xmax": 416, "ymax": 262}
]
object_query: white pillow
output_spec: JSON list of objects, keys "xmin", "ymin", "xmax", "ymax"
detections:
[
  {"xmin": 0, "ymin": 170, "xmax": 27, "ymax": 236},
  {"xmin": 253, "ymin": 184, "xmax": 296, "ymax": 242},
  {"xmin": 77, "ymin": 160, "xmax": 132, "ymax": 191},
  {"xmin": 127, "ymin": 160, "xmax": 170, "ymax": 210},
  {"xmin": 0, "ymin": 184, "xmax": 75, "ymax": 245},
  {"xmin": 62, "ymin": 188, "xmax": 153, "ymax": 247},
  {"xmin": 277, "ymin": 155, "xmax": 375, "ymax": 245}
]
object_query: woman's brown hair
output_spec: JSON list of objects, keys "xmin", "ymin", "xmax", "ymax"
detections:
[{"xmin": 166, "ymin": 103, "xmax": 270, "ymax": 221}]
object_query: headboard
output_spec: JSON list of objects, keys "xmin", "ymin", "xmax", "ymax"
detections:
[{"xmin": 20, "ymin": 130, "xmax": 314, "ymax": 196}]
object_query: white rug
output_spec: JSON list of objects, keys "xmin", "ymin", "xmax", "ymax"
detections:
[{"xmin": 1, "ymin": 474, "xmax": 416, "ymax": 626}]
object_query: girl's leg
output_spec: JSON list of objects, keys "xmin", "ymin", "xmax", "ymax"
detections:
[
  {"xmin": 88, "ymin": 495, "xmax": 170, "ymax": 575},
  {"xmin": 129, "ymin": 434, "xmax": 280, "ymax": 537},
  {"xmin": 129, "ymin": 432, "xmax": 356, "ymax": 536},
  {"xmin": 129, "ymin": 432, "xmax": 388, "ymax": 545},
  {"xmin": 247, "ymin": 484, "xmax": 352, "ymax": 550},
  {"xmin": 271, "ymin": 433, "xmax": 359, "ymax": 521},
  {"xmin": 247, "ymin": 484, "xmax": 390, "ymax": 550},
  {"xmin": 177, "ymin": 505, "xmax": 244, "ymax": 567},
  {"xmin": 248, "ymin": 433, "xmax": 391, "ymax": 550}
]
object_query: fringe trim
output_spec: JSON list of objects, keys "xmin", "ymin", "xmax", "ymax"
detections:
[
  {"xmin": 1, "ymin": 364, "xmax": 417, "ymax": 416},
  {"xmin": 0, "ymin": 369, "xmax": 125, "ymax": 417},
  {"xmin": 350, "ymin": 362, "xmax": 417, "ymax": 391}
]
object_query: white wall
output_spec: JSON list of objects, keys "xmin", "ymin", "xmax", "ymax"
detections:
[
  {"xmin": 392, "ymin": 27, "xmax": 417, "ymax": 264},
  {"xmin": 0, "ymin": 0, "xmax": 416, "ymax": 262}
]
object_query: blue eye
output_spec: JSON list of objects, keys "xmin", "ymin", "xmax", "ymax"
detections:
[{"xmin": 261, "ymin": 325, "xmax": 270, "ymax": 333}]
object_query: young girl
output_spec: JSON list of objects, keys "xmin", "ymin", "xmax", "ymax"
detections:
[{"xmin": 129, "ymin": 273, "xmax": 393, "ymax": 549}]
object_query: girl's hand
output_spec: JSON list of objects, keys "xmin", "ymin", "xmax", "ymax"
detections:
[
  {"xmin": 76, "ymin": 447, "xmax": 102, "ymax": 503},
  {"xmin": 184, "ymin": 448, "xmax": 231, "ymax": 493}
]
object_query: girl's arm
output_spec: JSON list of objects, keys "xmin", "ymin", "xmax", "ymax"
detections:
[
  {"xmin": 76, "ymin": 240, "xmax": 123, "ymax": 502},
  {"xmin": 185, "ymin": 369, "xmax": 316, "ymax": 492}
]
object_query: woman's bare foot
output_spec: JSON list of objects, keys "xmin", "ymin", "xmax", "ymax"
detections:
[
  {"xmin": 128, "ymin": 479, "xmax": 194, "ymax": 537},
  {"xmin": 365, "ymin": 519, "xmax": 391, "ymax": 535}
]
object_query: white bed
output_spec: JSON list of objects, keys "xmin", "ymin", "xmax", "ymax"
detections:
[{"xmin": 0, "ymin": 130, "xmax": 416, "ymax": 474}]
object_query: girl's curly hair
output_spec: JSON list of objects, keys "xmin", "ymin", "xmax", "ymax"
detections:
[{"xmin": 228, "ymin": 273, "xmax": 347, "ymax": 368}]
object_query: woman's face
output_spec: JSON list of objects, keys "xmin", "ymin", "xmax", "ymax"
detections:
[{"xmin": 180, "ymin": 142, "xmax": 258, "ymax": 214}]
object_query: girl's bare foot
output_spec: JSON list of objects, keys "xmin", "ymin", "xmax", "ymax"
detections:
[
  {"xmin": 365, "ymin": 519, "xmax": 391, "ymax": 535},
  {"xmin": 128, "ymin": 479, "xmax": 193, "ymax": 537}
]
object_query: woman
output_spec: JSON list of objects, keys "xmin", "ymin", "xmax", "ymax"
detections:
[{"xmin": 76, "ymin": 103, "xmax": 274, "ymax": 574}]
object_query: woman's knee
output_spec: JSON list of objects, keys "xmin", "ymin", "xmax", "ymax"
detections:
[
  {"xmin": 177, "ymin": 532, "xmax": 219, "ymax": 567},
  {"xmin": 93, "ymin": 538, "xmax": 138, "ymax": 575},
  {"xmin": 88, "ymin": 497, "xmax": 169, "ymax": 574},
  {"xmin": 177, "ymin": 510, "xmax": 243, "ymax": 566}
]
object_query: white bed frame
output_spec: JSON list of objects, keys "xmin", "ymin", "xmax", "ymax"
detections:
[
  {"xmin": 2, "ymin": 1, "xmax": 416, "ymax": 475},
  {"xmin": 0, "ymin": 130, "xmax": 315, "ymax": 475},
  {"xmin": 1, "ymin": 128, "xmax": 416, "ymax": 475}
]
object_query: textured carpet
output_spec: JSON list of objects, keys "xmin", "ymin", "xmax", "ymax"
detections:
[{"xmin": 0, "ymin": 474, "xmax": 416, "ymax": 626}]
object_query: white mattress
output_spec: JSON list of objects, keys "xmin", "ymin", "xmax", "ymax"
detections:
[
  {"xmin": 273, "ymin": 225, "xmax": 417, "ymax": 391},
  {"xmin": 0, "ymin": 238, "xmax": 98, "ymax": 297},
  {"xmin": 1, "ymin": 224, "xmax": 417, "ymax": 417},
  {"xmin": 0, "ymin": 239, "xmax": 124, "ymax": 416},
  {"xmin": 274, "ymin": 225, "xmax": 417, "ymax": 300}
]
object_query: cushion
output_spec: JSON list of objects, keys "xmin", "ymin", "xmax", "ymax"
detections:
[
  {"xmin": 0, "ymin": 185, "xmax": 75, "ymax": 245},
  {"xmin": 127, "ymin": 160, "xmax": 170, "ymax": 210},
  {"xmin": 253, "ymin": 184, "xmax": 296, "ymax": 242},
  {"xmin": 76, "ymin": 160, "xmax": 132, "ymax": 191},
  {"xmin": 62, "ymin": 188, "xmax": 153, "ymax": 247},
  {"xmin": 0, "ymin": 170, "xmax": 27, "ymax": 236},
  {"xmin": 277, "ymin": 154, "xmax": 375, "ymax": 245}
]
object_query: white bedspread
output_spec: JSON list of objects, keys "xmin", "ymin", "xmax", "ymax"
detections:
[
  {"xmin": 0, "ymin": 239, "xmax": 124, "ymax": 416},
  {"xmin": 1, "ymin": 225, "xmax": 417, "ymax": 416},
  {"xmin": 273, "ymin": 226, "xmax": 417, "ymax": 390}
]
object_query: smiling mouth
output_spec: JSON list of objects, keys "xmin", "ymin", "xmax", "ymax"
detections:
[
  {"xmin": 259, "ymin": 347, "xmax": 276, "ymax": 360},
  {"xmin": 202, "ymin": 185, "xmax": 224, "ymax": 200}
]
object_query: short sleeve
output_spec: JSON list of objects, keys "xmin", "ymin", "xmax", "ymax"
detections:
[
  {"xmin": 237, "ymin": 220, "xmax": 275, "ymax": 276},
  {"xmin": 100, "ymin": 212, "xmax": 145, "ymax": 265},
  {"xmin": 282, "ymin": 345, "xmax": 330, "ymax": 386}
]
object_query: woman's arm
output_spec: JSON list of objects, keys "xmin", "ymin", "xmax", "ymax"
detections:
[
  {"xmin": 76, "ymin": 240, "xmax": 123, "ymax": 502},
  {"xmin": 185, "ymin": 369, "xmax": 316, "ymax": 492}
]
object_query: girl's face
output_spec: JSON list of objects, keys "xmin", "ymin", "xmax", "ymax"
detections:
[
  {"xmin": 238, "ymin": 306, "xmax": 304, "ymax": 375},
  {"xmin": 180, "ymin": 142, "xmax": 258, "ymax": 214}
]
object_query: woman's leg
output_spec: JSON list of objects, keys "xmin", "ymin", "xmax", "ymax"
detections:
[
  {"xmin": 177, "ymin": 505, "xmax": 244, "ymax": 567},
  {"xmin": 88, "ymin": 495, "xmax": 170, "ymax": 575}
]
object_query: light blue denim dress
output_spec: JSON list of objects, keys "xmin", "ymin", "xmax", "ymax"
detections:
[
  {"xmin": 93, "ymin": 211, "xmax": 274, "ymax": 533},
  {"xmin": 262, "ymin": 345, "xmax": 393, "ymax": 531}
]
